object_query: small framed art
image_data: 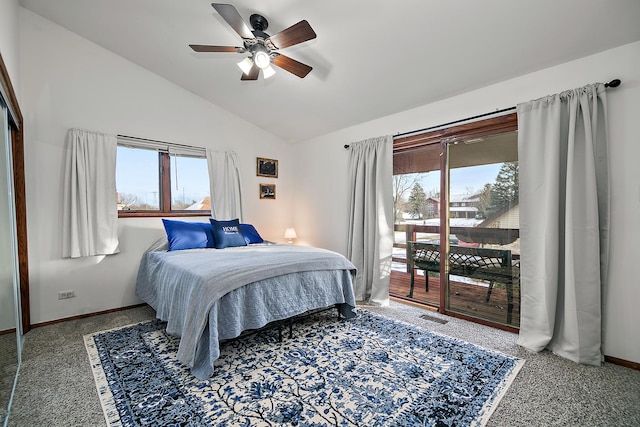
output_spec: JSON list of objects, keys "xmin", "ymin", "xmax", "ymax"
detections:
[
  {"xmin": 257, "ymin": 157, "xmax": 278, "ymax": 178},
  {"xmin": 260, "ymin": 184, "xmax": 276, "ymax": 199}
]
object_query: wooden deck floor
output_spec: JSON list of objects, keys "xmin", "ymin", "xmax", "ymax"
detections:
[{"xmin": 390, "ymin": 270, "xmax": 520, "ymax": 327}]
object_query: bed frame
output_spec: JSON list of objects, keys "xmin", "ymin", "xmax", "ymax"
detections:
[{"xmin": 226, "ymin": 304, "xmax": 348, "ymax": 343}]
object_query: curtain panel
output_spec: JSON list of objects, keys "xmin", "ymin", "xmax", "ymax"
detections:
[
  {"xmin": 347, "ymin": 135, "xmax": 394, "ymax": 306},
  {"xmin": 207, "ymin": 150, "xmax": 243, "ymax": 221},
  {"xmin": 62, "ymin": 128, "xmax": 119, "ymax": 258},
  {"xmin": 516, "ymin": 83, "xmax": 609, "ymax": 365}
]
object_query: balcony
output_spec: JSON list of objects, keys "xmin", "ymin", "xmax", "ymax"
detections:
[{"xmin": 391, "ymin": 223, "xmax": 520, "ymax": 328}]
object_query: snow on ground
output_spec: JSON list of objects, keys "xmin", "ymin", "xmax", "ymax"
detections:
[
  {"xmin": 403, "ymin": 218, "xmax": 484, "ymax": 227},
  {"xmin": 393, "ymin": 221, "xmax": 491, "ymax": 287}
]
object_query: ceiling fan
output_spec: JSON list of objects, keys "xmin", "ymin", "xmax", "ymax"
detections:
[{"xmin": 190, "ymin": 3, "xmax": 317, "ymax": 80}]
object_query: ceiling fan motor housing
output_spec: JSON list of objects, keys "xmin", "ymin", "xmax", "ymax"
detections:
[
  {"xmin": 249, "ymin": 14, "xmax": 269, "ymax": 38},
  {"xmin": 246, "ymin": 13, "xmax": 272, "ymax": 58}
]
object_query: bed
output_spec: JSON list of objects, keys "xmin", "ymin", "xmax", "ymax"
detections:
[{"xmin": 136, "ymin": 222, "xmax": 357, "ymax": 380}]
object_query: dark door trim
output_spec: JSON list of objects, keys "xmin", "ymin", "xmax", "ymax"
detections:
[{"xmin": 0, "ymin": 52, "xmax": 30, "ymax": 333}]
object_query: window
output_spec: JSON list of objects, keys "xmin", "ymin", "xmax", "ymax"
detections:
[
  {"xmin": 116, "ymin": 137, "xmax": 210, "ymax": 217},
  {"xmin": 169, "ymin": 155, "xmax": 210, "ymax": 210}
]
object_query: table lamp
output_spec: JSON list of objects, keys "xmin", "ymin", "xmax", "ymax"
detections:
[{"xmin": 284, "ymin": 227, "xmax": 297, "ymax": 244}]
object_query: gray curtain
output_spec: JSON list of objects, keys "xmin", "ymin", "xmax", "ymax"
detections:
[
  {"xmin": 347, "ymin": 135, "xmax": 394, "ymax": 306},
  {"xmin": 62, "ymin": 128, "xmax": 119, "ymax": 258},
  {"xmin": 206, "ymin": 150, "xmax": 243, "ymax": 221},
  {"xmin": 516, "ymin": 83, "xmax": 609, "ymax": 365}
]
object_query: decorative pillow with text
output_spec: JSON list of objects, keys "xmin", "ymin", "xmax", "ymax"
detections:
[{"xmin": 209, "ymin": 218, "xmax": 247, "ymax": 249}]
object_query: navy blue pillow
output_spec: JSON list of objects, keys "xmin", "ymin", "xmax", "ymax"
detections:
[
  {"xmin": 239, "ymin": 223, "xmax": 264, "ymax": 244},
  {"xmin": 209, "ymin": 218, "xmax": 247, "ymax": 249},
  {"xmin": 162, "ymin": 219, "xmax": 215, "ymax": 251}
]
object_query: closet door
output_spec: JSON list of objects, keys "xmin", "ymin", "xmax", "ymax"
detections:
[{"xmin": 0, "ymin": 102, "xmax": 21, "ymax": 424}]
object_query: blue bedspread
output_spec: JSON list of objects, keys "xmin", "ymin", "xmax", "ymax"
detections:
[{"xmin": 136, "ymin": 243, "xmax": 356, "ymax": 379}]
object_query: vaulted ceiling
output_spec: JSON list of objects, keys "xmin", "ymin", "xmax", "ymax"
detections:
[{"xmin": 19, "ymin": 0, "xmax": 640, "ymax": 142}]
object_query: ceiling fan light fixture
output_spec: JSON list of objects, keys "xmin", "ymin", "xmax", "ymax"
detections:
[
  {"xmin": 253, "ymin": 50, "xmax": 271, "ymax": 69},
  {"xmin": 262, "ymin": 64, "xmax": 276, "ymax": 79},
  {"xmin": 237, "ymin": 57, "xmax": 254, "ymax": 74}
]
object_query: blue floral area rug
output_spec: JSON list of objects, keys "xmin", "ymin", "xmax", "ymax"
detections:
[{"xmin": 84, "ymin": 310, "xmax": 523, "ymax": 426}]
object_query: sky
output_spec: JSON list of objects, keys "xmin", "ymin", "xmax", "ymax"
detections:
[
  {"xmin": 117, "ymin": 145, "xmax": 505, "ymax": 207},
  {"xmin": 116, "ymin": 147, "xmax": 210, "ymax": 206},
  {"xmin": 413, "ymin": 163, "xmax": 502, "ymax": 197}
]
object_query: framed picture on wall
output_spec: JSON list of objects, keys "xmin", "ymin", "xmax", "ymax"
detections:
[
  {"xmin": 260, "ymin": 183, "xmax": 276, "ymax": 199},
  {"xmin": 257, "ymin": 157, "xmax": 278, "ymax": 178}
]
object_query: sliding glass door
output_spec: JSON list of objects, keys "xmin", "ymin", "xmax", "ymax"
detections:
[
  {"xmin": 392, "ymin": 143, "xmax": 441, "ymax": 307},
  {"xmin": 445, "ymin": 131, "xmax": 520, "ymax": 327},
  {"xmin": 392, "ymin": 113, "xmax": 520, "ymax": 328}
]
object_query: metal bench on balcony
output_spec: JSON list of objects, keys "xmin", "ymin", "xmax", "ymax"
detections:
[{"xmin": 408, "ymin": 241, "xmax": 519, "ymax": 323}]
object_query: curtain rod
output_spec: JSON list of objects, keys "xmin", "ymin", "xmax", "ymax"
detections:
[
  {"xmin": 393, "ymin": 106, "xmax": 516, "ymax": 140},
  {"xmin": 117, "ymin": 134, "xmax": 207, "ymax": 154},
  {"xmin": 344, "ymin": 78, "xmax": 621, "ymax": 149},
  {"xmin": 117, "ymin": 134, "xmax": 192, "ymax": 149},
  {"xmin": 343, "ymin": 106, "xmax": 513, "ymax": 149}
]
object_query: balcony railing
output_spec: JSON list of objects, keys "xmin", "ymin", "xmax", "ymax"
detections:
[
  {"xmin": 393, "ymin": 223, "xmax": 520, "ymax": 273},
  {"xmin": 392, "ymin": 223, "xmax": 521, "ymax": 327}
]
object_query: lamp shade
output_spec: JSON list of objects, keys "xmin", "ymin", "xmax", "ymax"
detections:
[
  {"xmin": 262, "ymin": 64, "xmax": 276, "ymax": 79},
  {"xmin": 284, "ymin": 227, "xmax": 297, "ymax": 242},
  {"xmin": 237, "ymin": 57, "xmax": 253, "ymax": 74}
]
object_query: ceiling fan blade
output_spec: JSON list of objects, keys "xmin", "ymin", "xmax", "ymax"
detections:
[
  {"xmin": 211, "ymin": 3, "xmax": 254, "ymax": 39},
  {"xmin": 189, "ymin": 44, "xmax": 243, "ymax": 53},
  {"xmin": 240, "ymin": 64, "xmax": 260, "ymax": 80},
  {"xmin": 268, "ymin": 20, "xmax": 317, "ymax": 49},
  {"xmin": 272, "ymin": 54, "xmax": 313, "ymax": 78}
]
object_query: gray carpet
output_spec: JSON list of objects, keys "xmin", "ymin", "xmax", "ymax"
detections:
[
  {"xmin": 7, "ymin": 301, "xmax": 640, "ymax": 426},
  {"xmin": 0, "ymin": 332, "xmax": 19, "ymax": 424}
]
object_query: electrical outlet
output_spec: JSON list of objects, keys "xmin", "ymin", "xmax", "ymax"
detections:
[{"xmin": 58, "ymin": 290, "xmax": 75, "ymax": 300}]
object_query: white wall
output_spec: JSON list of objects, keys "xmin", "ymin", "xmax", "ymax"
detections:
[
  {"xmin": 0, "ymin": 0, "xmax": 20, "ymax": 92},
  {"xmin": 19, "ymin": 8, "xmax": 294, "ymax": 324},
  {"xmin": 291, "ymin": 41, "xmax": 640, "ymax": 364}
]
